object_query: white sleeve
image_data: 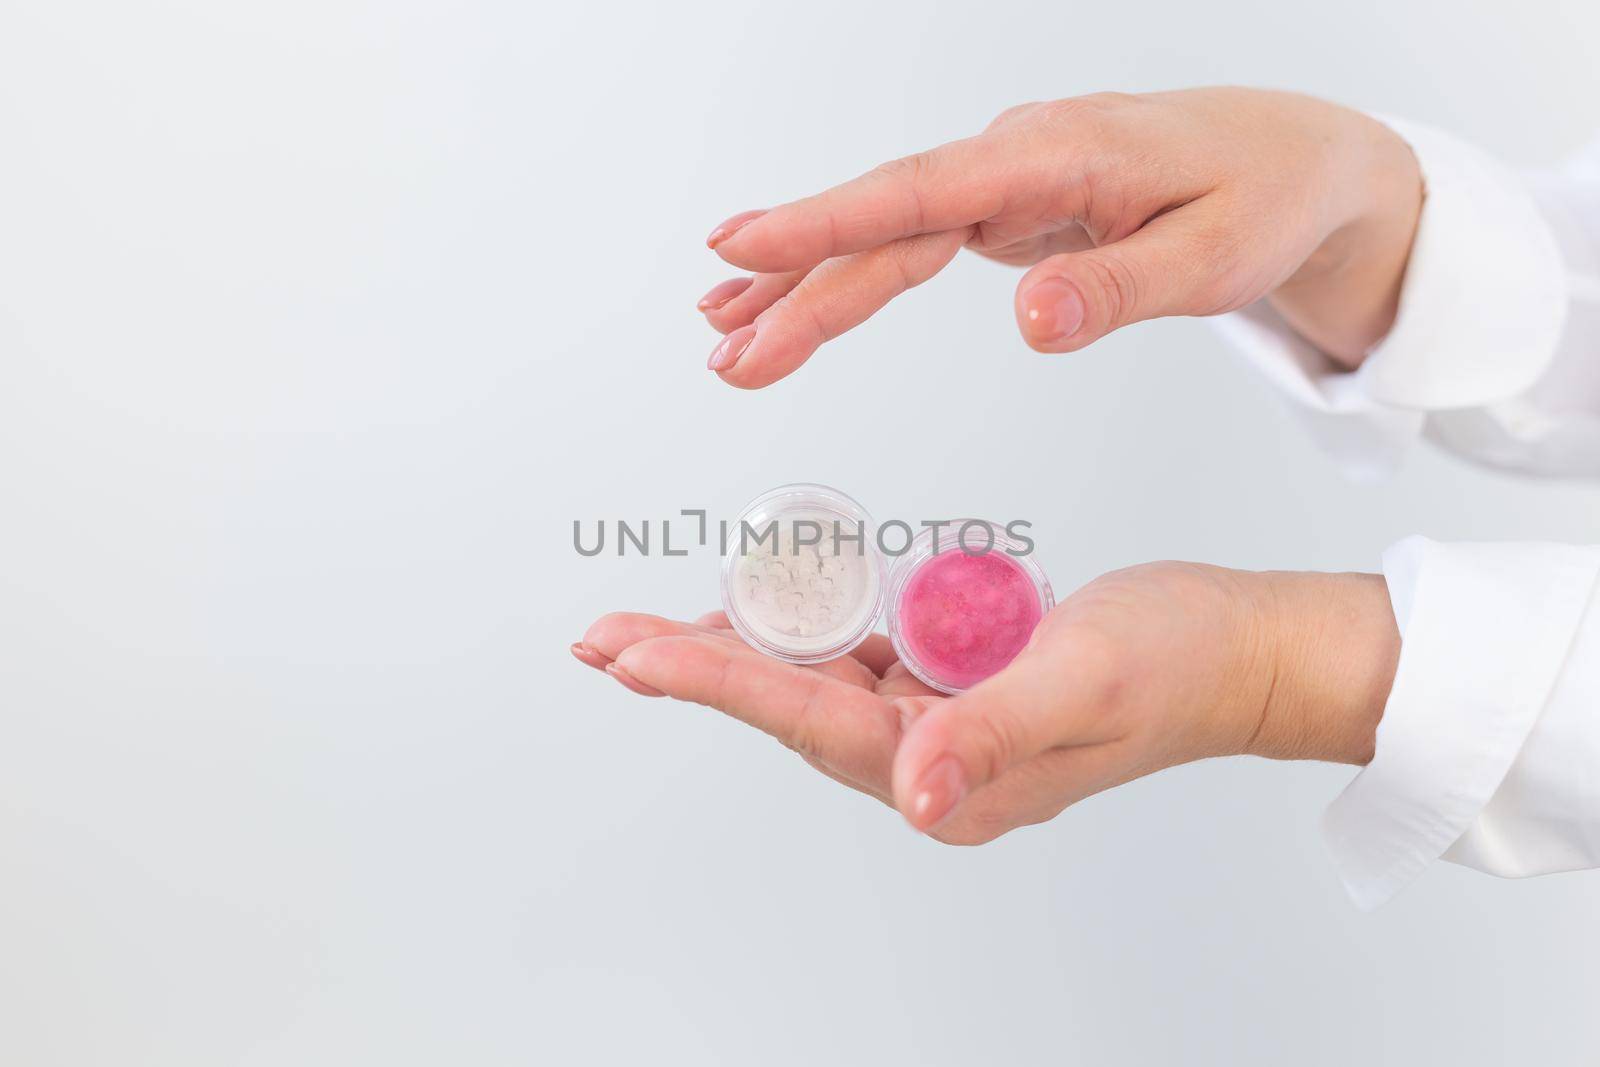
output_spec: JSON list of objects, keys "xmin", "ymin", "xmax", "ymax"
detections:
[
  {"xmin": 1324, "ymin": 536, "xmax": 1600, "ymax": 910},
  {"xmin": 1211, "ymin": 120, "xmax": 1600, "ymax": 908},
  {"xmin": 1212, "ymin": 116, "xmax": 1600, "ymax": 480}
]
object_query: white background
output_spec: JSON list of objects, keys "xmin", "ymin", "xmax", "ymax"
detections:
[{"xmin": 3, "ymin": 0, "xmax": 1599, "ymax": 1063}]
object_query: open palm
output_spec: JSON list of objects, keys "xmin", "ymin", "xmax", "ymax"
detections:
[{"xmin": 574, "ymin": 563, "xmax": 1384, "ymax": 843}]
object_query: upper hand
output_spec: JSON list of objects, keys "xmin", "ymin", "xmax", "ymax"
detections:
[{"xmin": 699, "ymin": 87, "xmax": 1422, "ymax": 387}]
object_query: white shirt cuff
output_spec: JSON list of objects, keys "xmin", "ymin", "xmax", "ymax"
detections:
[
  {"xmin": 1212, "ymin": 114, "xmax": 1568, "ymax": 477},
  {"xmin": 1323, "ymin": 536, "xmax": 1600, "ymax": 910}
]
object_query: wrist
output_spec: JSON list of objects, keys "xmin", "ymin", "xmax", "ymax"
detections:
[
  {"xmin": 1241, "ymin": 570, "xmax": 1400, "ymax": 765},
  {"xmin": 1268, "ymin": 112, "xmax": 1423, "ymax": 366}
]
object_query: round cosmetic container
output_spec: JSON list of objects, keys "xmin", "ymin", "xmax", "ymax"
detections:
[
  {"xmin": 720, "ymin": 484, "xmax": 886, "ymax": 665},
  {"xmin": 887, "ymin": 522, "xmax": 1054, "ymax": 694}
]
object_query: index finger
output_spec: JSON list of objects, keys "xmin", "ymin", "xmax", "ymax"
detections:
[
  {"xmin": 708, "ymin": 134, "xmax": 1014, "ymax": 274},
  {"xmin": 616, "ymin": 634, "xmax": 900, "ymax": 790}
]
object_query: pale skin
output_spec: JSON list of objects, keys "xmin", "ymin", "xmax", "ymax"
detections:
[{"xmin": 576, "ymin": 87, "xmax": 1420, "ymax": 839}]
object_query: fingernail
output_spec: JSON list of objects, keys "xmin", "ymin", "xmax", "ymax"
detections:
[
  {"xmin": 570, "ymin": 642, "xmax": 611, "ymax": 672},
  {"xmin": 908, "ymin": 755, "xmax": 967, "ymax": 831},
  {"xmin": 697, "ymin": 276, "xmax": 754, "ymax": 311},
  {"xmin": 706, "ymin": 209, "xmax": 766, "ymax": 249},
  {"xmin": 606, "ymin": 662, "xmax": 666, "ymax": 698},
  {"xmin": 1021, "ymin": 277, "xmax": 1085, "ymax": 343},
  {"xmin": 707, "ymin": 324, "xmax": 756, "ymax": 372}
]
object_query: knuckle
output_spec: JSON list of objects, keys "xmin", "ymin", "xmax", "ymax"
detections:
[
  {"xmin": 784, "ymin": 722, "xmax": 820, "ymax": 760},
  {"xmin": 1178, "ymin": 222, "xmax": 1254, "ymax": 315},
  {"xmin": 1189, "ymin": 272, "xmax": 1247, "ymax": 317},
  {"xmin": 1077, "ymin": 251, "xmax": 1143, "ymax": 328},
  {"xmin": 968, "ymin": 708, "xmax": 1023, "ymax": 783},
  {"xmin": 869, "ymin": 153, "xmax": 931, "ymax": 232},
  {"xmin": 768, "ymin": 285, "xmax": 833, "ymax": 346},
  {"xmin": 1052, "ymin": 608, "xmax": 1140, "ymax": 714},
  {"xmin": 1078, "ymin": 90, "xmax": 1139, "ymax": 110},
  {"xmin": 882, "ymin": 234, "xmax": 935, "ymax": 293},
  {"xmin": 707, "ymin": 653, "xmax": 735, "ymax": 712},
  {"xmin": 1038, "ymin": 92, "xmax": 1133, "ymax": 133},
  {"xmin": 1078, "ymin": 634, "xmax": 1132, "ymax": 713},
  {"xmin": 986, "ymin": 100, "xmax": 1044, "ymax": 131},
  {"xmin": 783, "ymin": 671, "xmax": 829, "ymax": 758},
  {"xmin": 881, "ymin": 231, "xmax": 914, "ymax": 266},
  {"xmin": 870, "ymin": 153, "xmax": 930, "ymax": 193}
]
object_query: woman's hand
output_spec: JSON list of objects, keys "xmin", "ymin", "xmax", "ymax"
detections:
[
  {"xmin": 699, "ymin": 87, "xmax": 1423, "ymax": 388},
  {"xmin": 573, "ymin": 563, "xmax": 1400, "ymax": 842}
]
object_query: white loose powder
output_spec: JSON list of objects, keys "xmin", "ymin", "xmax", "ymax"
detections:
[{"xmin": 729, "ymin": 511, "xmax": 877, "ymax": 656}]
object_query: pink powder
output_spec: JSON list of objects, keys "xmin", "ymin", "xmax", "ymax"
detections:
[{"xmin": 898, "ymin": 550, "xmax": 1043, "ymax": 691}]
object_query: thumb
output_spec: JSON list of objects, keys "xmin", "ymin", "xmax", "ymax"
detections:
[
  {"xmin": 1014, "ymin": 208, "xmax": 1220, "ymax": 353},
  {"xmin": 891, "ymin": 637, "xmax": 1119, "ymax": 832}
]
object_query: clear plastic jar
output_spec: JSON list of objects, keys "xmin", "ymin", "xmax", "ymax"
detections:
[
  {"xmin": 886, "ymin": 521, "xmax": 1054, "ymax": 694},
  {"xmin": 719, "ymin": 483, "xmax": 886, "ymax": 665}
]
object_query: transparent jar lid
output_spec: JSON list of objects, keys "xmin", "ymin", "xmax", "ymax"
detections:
[
  {"xmin": 720, "ymin": 483, "xmax": 886, "ymax": 665},
  {"xmin": 886, "ymin": 521, "xmax": 1054, "ymax": 694}
]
